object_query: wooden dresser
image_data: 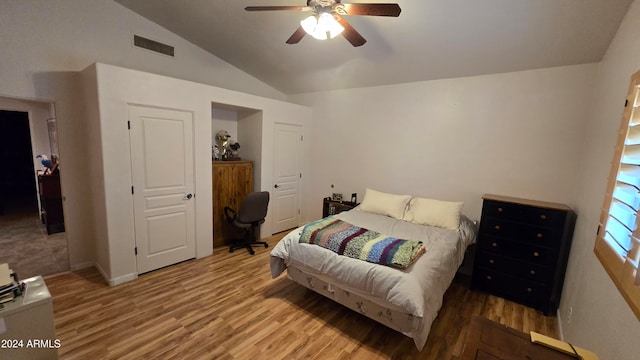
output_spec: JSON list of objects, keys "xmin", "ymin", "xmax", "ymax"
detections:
[
  {"xmin": 38, "ymin": 173, "xmax": 65, "ymax": 235},
  {"xmin": 212, "ymin": 161, "xmax": 253, "ymax": 248},
  {"xmin": 471, "ymin": 194, "xmax": 576, "ymax": 315}
]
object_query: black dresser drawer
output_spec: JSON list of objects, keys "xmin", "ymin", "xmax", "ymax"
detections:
[
  {"xmin": 483, "ymin": 200, "xmax": 566, "ymax": 228},
  {"xmin": 472, "ymin": 268, "xmax": 548, "ymax": 310},
  {"xmin": 477, "ymin": 236, "xmax": 552, "ymax": 264},
  {"xmin": 475, "ymin": 250, "xmax": 551, "ymax": 282},
  {"xmin": 480, "ymin": 218, "xmax": 559, "ymax": 248},
  {"xmin": 471, "ymin": 194, "xmax": 576, "ymax": 315}
]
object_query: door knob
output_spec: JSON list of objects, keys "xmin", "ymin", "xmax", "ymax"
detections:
[
  {"xmin": 183, "ymin": 193, "xmax": 193, "ymax": 200},
  {"xmin": 274, "ymin": 184, "xmax": 279, "ymax": 188}
]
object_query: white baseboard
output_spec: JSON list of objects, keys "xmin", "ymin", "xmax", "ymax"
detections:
[
  {"xmin": 70, "ymin": 261, "xmax": 94, "ymax": 271},
  {"xmin": 94, "ymin": 262, "xmax": 109, "ymax": 282},
  {"xmin": 95, "ymin": 262, "xmax": 138, "ymax": 286},
  {"xmin": 109, "ymin": 272, "xmax": 138, "ymax": 286}
]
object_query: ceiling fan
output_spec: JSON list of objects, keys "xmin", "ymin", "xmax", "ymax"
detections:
[{"xmin": 245, "ymin": 1, "xmax": 401, "ymax": 47}]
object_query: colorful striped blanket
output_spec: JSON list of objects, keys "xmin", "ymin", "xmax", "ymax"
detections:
[{"xmin": 299, "ymin": 216, "xmax": 426, "ymax": 269}]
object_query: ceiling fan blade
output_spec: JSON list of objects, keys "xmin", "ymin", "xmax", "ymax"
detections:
[
  {"xmin": 336, "ymin": 17, "xmax": 366, "ymax": 47},
  {"xmin": 245, "ymin": 6, "xmax": 313, "ymax": 12},
  {"xmin": 342, "ymin": 3, "xmax": 401, "ymax": 17},
  {"xmin": 286, "ymin": 26, "xmax": 307, "ymax": 44}
]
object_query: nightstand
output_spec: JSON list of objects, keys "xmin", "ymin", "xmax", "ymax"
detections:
[{"xmin": 322, "ymin": 198, "xmax": 358, "ymax": 217}]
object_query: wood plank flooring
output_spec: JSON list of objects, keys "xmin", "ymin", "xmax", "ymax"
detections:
[{"xmin": 44, "ymin": 232, "xmax": 558, "ymax": 360}]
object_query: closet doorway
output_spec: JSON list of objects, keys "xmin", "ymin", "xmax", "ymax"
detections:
[{"xmin": 0, "ymin": 98, "xmax": 69, "ymax": 279}]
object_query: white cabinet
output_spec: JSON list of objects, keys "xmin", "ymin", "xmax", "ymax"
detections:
[{"xmin": 0, "ymin": 276, "xmax": 58, "ymax": 359}]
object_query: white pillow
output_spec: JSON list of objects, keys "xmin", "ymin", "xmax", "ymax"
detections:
[
  {"xmin": 403, "ymin": 197, "xmax": 464, "ymax": 230},
  {"xmin": 358, "ymin": 188, "xmax": 411, "ymax": 219}
]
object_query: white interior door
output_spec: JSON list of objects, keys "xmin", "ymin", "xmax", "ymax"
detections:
[
  {"xmin": 129, "ymin": 105, "xmax": 196, "ymax": 274},
  {"xmin": 272, "ymin": 123, "xmax": 303, "ymax": 233}
]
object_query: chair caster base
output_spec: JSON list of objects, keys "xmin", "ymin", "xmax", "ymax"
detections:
[{"xmin": 227, "ymin": 240, "xmax": 268, "ymax": 255}]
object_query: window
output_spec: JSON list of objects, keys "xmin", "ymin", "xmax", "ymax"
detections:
[{"xmin": 595, "ymin": 68, "xmax": 640, "ymax": 320}]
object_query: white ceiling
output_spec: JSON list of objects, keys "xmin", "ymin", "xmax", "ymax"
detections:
[{"xmin": 113, "ymin": 0, "xmax": 633, "ymax": 95}]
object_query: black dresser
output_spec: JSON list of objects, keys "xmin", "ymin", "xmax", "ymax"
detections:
[{"xmin": 471, "ymin": 194, "xmax": 576, "ymax": 315}]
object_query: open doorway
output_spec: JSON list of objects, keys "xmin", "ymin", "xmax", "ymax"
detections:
[
  {"xmin": 0, "ymin": 100, "xmax": 69, "ymax": 279},
  {"xmin": 0, "ymin": 110, "xmax": 39, "ymax": 215}
]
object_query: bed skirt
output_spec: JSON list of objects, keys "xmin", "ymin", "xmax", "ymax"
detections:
[{"xmin": 285, "ymin": 265, "xmax": 433, "ymax": 350}]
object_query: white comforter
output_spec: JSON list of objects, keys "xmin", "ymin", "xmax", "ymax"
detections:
[{"xmin": 270, "ymin": 209, "xmax": 475, "ymax": 318}]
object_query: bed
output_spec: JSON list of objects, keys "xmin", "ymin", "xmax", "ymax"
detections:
[{"xmin": 270, "ymin": 189, "xmax": 477, "ymax": 350}]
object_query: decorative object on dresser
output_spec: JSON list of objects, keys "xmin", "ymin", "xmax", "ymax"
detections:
[
  {"xmin": 322, "ymin": 197, "xmax": 358, "ymax": 217},
  {"xmin": 471, "ymin": 194, "xmax": 576, "ymax": 315},
  {"xmin": 212, "ymin": 161, "xmax": 253, "ymax": 248},
  {"xmin": 215, "ymin": 130, "xmax": 241, "ymax": 160}
]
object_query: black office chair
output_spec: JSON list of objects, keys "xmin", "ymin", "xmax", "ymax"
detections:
[{"xmin": 224, "ymin": 191, "xmax": 270, "ymax": 255}]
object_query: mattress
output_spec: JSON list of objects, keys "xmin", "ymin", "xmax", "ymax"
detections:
[{"xmin": 270, "ymin": 209, "xmax": 476, "ymax": 350}]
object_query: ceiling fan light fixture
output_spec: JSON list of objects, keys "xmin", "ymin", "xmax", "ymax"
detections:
[
  {"xmin": 300, "ymin": 12, "xmax": 344, "ymax": 40},
  {"xmin": 300, "ymin": 15, "xmax": 323, "ymax": 39}
]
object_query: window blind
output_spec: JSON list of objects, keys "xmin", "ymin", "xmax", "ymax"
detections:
[{"xmin": 595, "ymin": 69, "xmax": 640, "ymax": 321}]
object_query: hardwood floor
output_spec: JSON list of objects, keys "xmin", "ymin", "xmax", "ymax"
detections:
[{"xmin": 44, "ymin": 232, "xmax": 558, "ymax": 360}]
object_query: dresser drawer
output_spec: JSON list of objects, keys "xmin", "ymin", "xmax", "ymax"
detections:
[
  {"xmin": 477, "ymin": 236, "xmax": 551, "ymax": 264},
  {"xmin": 480, "ymin": 218, "xmax": 559, "ymax": 247},
  {"xmin": 472, "ymin": 268, "xmax": 548, "ymax": 309},
  {"xmin": 475, "ymin": 250, "xmax": 551, "ymax": 283},
  {"xmin": 483, "ymin": 200, "xmax": 566, "ymax": 228}
]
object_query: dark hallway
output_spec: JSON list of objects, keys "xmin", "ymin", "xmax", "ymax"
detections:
[{"xmin": 0, "ymin": 110, "xmax": 39, "ymax": 216}]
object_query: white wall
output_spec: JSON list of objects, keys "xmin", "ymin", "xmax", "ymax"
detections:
[
  {"xmin": 84, "ymin": 63, "xmax": 311, "ymax": 284},
  {"xmin": 0, "ymin": 0, "xmax": 287, "ymax": 271},
  {"xmin": 290, "ymin": 64, "xmax": 597, "ymax": 222},
  {"xmin": 0, "ymin": 0, "xmax": 285, "ymax": 101},
  {"xmin": 237, "ymin": 110, "xmax": 264, "ymax": 192},
  {"xmin": 560, "ymin": 1, "xmax": 640, "ymax": 359},
  {"xmin": 81, "ymin": 66, "xmax": 107, "ymax": 278}
]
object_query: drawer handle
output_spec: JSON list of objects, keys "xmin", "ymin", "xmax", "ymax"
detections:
[
  {"xmin": 489, "ymin": 259, "xmax": 495, "ymax": 264},
  {"xmin": 537, "ymin": 233, "xmax": 543, "ymax": 239},
  {"xmin": 533, "ymin": 251, "xmax": 540, "ymax": 257},
  {"xmin": 540, "ymin": 214, "xmax": 547, "ymax": 220},
  {"xmin": 498, "ymin": 207, "xmax": 503, "ymax": 212},
  {"xmin": 486, "ymin": 275, "xmax": 492, "ymax": 280},
  {"xmin": 526, "ymin": 287, "xmax": 533, "ymax": 293},
  {"xmin": 494, "ymin": 225, "xmax": 501, "ymax": 230},
  {"xmin": 491, "ymin": 242, "xmax": 498, "ymax": 248},
  {"xmin": 530, "ymin": 270, "xmax": 536, "ymax": 276}
]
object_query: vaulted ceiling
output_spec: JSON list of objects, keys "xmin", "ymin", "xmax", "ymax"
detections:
[{"xmin": 114, "ymin": 0, "xmax": 633, "ymax": 95}]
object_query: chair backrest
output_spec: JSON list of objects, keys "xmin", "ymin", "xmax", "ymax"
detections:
[{"xmin": 236, "ymin": 191, "xmax": 270, "ymax": 225}]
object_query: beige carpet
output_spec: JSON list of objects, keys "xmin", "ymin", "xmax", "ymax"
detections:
[{"xmin": 0, "ymin": 206, "xmax": 68, "ymax": 280}]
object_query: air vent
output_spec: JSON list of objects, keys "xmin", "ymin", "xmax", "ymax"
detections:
[{"xmin": 133, "ymin": 35, "xmax": 174, "ymax": 57}]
